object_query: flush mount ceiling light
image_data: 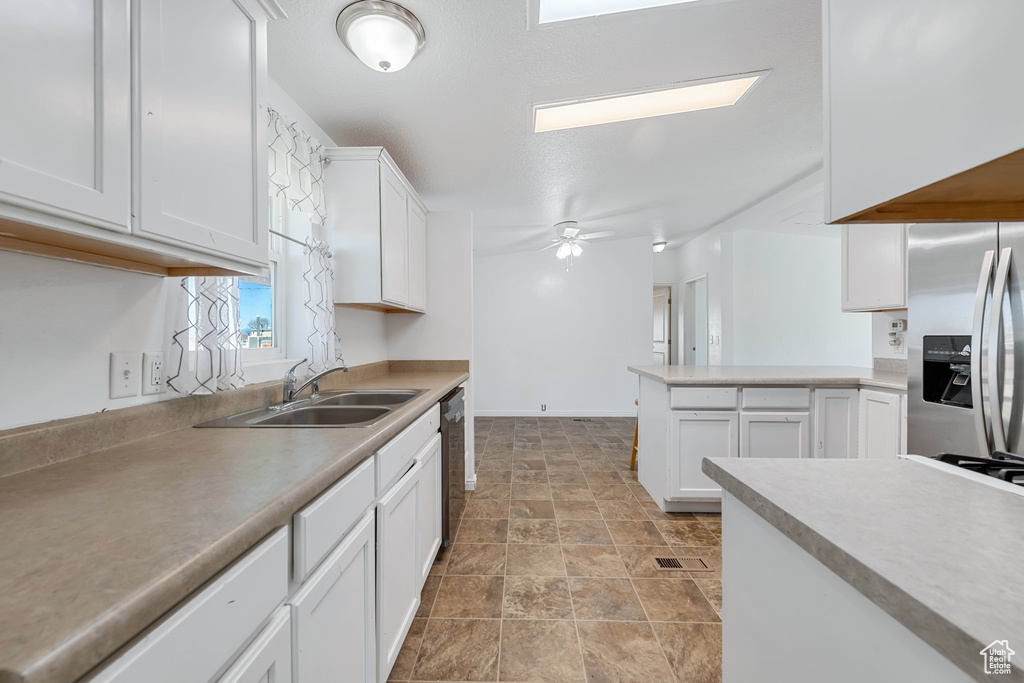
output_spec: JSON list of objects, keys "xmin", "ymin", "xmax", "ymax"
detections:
[
  {"xmin": 653, "ymin": 241, "xmax": 668, "ymax": 253},
  {"xmin": 336, "ymin": 1, "xmax": 425, "ymax": 73},
  {"xmin": 533, "ymin": 72, "xmax": 766, "ymax": 133}
]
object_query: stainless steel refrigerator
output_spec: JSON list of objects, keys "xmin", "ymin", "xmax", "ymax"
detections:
[{"xmin": 908, "ymin": 222, "xmax": 1024, "ymax": 458}]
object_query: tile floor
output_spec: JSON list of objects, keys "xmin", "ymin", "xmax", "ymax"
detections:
[{"xmin": 388, "ymin": 416, "xmax": 723, "ymax": 683}]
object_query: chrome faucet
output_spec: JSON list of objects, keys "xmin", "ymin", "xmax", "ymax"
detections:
[{"xmin": 282, "ymin": 359, "xmax": 350, "ymax": 404}]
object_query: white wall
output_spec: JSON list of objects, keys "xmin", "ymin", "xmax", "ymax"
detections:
[
  {"xmin": 731, "ymin": 228, "xmax": 872, "ymax": 366},
  {"xmin": 474, "ymin": 236, "xmax": 652, "ymax": 416},
  {"xmin": 387, "ymin": 212, "xmax": 476, "ymax": 483}
]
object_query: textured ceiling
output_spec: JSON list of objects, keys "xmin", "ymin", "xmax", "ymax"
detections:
[{"xmin": 268, "ymin": 0, "xmax": 823, "ymax": 256}]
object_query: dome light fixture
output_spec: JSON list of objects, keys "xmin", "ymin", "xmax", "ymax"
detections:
[
  {"xmin": 653, "ymin": 241, "xmax": 668, "ymax": 253},
  {"xmin": 336, "ymin": 1, "xmax": 425, "ymax": 73}
]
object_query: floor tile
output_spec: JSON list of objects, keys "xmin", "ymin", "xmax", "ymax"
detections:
[
  {"xmin": 431, "ymin": 575, "xmax": 505, "ymax": 618},
  {"xmin": 654, "ymin": 520, "xmax": 720, "ymax": 546},
  {"xmin": 416, "ymin": 574, "xmax": 442, "ymax": 617},
  {"xmin": 511, "ymin": 459, "xmax": 547, "ymax": 471},
  {"xmin": 597, "ymin": 499, "xmax": 648, "ymax": 520},
  {"xmin": 569, "ymin": 577, "xmax": 647, "ymax": 621},
  {"xmin": 562, "ymin": 544, "xmax": 628, "ymax": 578},
  {"xmin": 411, "ymin": 619, "xmax": 501, "ymax": 682},
  {"xmin": 616, "ymin": 545, "xmax": 688, "ymax": 580},
  {"xmin": 590, "ymin": 484, "xmax": 635, "ymax": 500},
  {"xmin": 632, "ymin": 578, "xmax": 721, "ymax": 623},
  {"xmin": 557, "ymin": 519, "xmax": 613, "ymax": 545},
  {"xmin": 499, "ymin": 620, "xmax": 586, "ymax": 682},
  {"xmin": 463, "ymin": 499, "xmax": 510, "ymax": 519},
  {"xmin": 694, "ymin": 578, "xmax": 723, "ymax": 612},
  {"xmin": 553, "ymin": 500, "xmax": 602, "ymax": 520},
  {"xmin": 507, "ymin": 519, "xmax": 560, "ymax": 544},
  {"xmin": 446, "ymin": 543, "xmax": 507, "ymax": 576},
  {"xmin": 550, "ymin": 483, "xmax": 596, "ymax": 501},
  {"xmin": 388, "ymin": 617, "xmax": 426, "ymax": 682},
  {"xmin": 546, "ymin": 470, "xmax": 588, "ymax": 485},
  {"xmin": 511, "ymin": 470, "xmax": 548, "ymax": 483},
  {"xmin": 511, "ymin": 482, "xmax": 552, "ymax": 500},
  {"xmin": 545, "ymin": 460, "xmax": 584, "ymax": 471},
  {"xmin": 509, "ymin": 499, "xmax": 556, "ymax": 519},
  {"xmin": 576, "ymin": 621, "xmax": 675, "ymax": 682},
  {"xmin": 455, "ymin": 518, "xmax": 508, "ymax": 544},
  {"xmin": 476, "ymin": 471, "xmax": 512, "ymax": 485},
  {"xmin": 502, "ymin": 576, "xmax": 574, "ymax": 619},
  {"xmin": 578, "ymin": 460, "xmax": 618, "ymax": 472},
  {"xmin": 506, "ymin": 543, "xmax": 566, "ymax": 576},
  {"xmin": 472, "ymin": 483, "xmax": 511, "ymax": 500},
  {"xmin": 606, "ymin": 520, "xmax": 667, "ymax": 546},
  {"xmin": 652, "ymin": 622, "xmax": 723, "ymax": 683}
]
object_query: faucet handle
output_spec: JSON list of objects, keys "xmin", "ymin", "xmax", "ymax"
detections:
[{"xmin": 284, "ymin": 358, "xmax": 308, "ymax": 381}]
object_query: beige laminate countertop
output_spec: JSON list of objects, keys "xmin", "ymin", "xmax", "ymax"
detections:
[
  {"xmin": 0, "ymin": 371, "xmax": 467, "ymax": 683},
  {"xmin": 702, "ymin": 457, "xmax": 1024, "ymax": 683},
  {"xmin": 628, "ymin": 364, "xmax": 907, "ymax": 391}
]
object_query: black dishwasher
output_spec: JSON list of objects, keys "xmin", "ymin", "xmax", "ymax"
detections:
[{"xmin": 439, "ymin": 386, "xmax": 465, "ymax": 548}]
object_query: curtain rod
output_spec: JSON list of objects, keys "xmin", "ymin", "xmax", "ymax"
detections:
[{"xmin": 269, "ymin": 228, "xmax": 307, "ymax": 247}]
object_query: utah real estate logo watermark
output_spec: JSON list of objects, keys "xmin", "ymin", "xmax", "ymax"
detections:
[{"xmin": 980, "ymin": 640, "xmax": 1015, "ymax": 675}]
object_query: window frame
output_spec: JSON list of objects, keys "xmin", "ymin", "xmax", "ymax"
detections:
[{"xmin": 241, "ymin": 195, "xmax": 288, "ymax": 363}]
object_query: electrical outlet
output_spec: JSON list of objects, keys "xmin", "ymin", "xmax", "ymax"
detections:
[
  {"xmin": 142, "ymin": 352, "xmax": 164, "ymax": 395},
  {"xmin": 541, "ymin": 404, "xmax": 547, "ymax": 412},
  {"xmin": 109, "ymin": 352, "xmax": 141, "ymax": 399}
]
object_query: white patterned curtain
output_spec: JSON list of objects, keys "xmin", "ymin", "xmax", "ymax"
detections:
[
  {"xmin": 268, "ymin": 108, "xmax": 327, "ymax": 224},
  {"xmin": 166, "ymin": 277, "xmax": 245, "ymax": 395},
  {"xmin": 303, "ymin": 238, "xmax": 337, "ymax": 373}
]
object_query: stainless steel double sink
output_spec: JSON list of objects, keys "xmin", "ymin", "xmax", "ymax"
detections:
[{"xmin": 195, "ymin": 390, "xmax": 422, "ymax": 428}]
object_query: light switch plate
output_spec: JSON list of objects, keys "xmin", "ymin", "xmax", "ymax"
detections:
[
  {"xmin": 110, "ymin": 352, "xmax": 141, "ymax": 399},
  {"xmin": 142, "ymin": 352, "xmax": 164, "ymax": 395}
]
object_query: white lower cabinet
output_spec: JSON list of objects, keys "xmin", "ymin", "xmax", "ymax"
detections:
[
  {"xmin": 668, "ymin": 411, "xmax": 738, "ymax": 500},
  {"xmin": 290, "ymin": 512, "xmax": 376, "ymax": 683},
  {"xmin": 740, "ymin": 412, "xmax": 812, "ymax": 459},
  {"xmin": 217, "ymin": 607, "xmax": 292, "ymax": 683},
  {"xmin": 415, "ymin": 434, "xmax": 443, "ymax": 586},
  {"xmin": 377, "ymin": 459, "xmax": 424, "ymax": 682},
  {"xmin": 859, "ymin": 389, "xmax": 903, "ymax": 459},
  {"xmin": 813, "ymin": 389, "xmax": 860, "ymax": 459}
]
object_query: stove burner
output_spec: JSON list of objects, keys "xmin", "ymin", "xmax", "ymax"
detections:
[{"xmin": 938, "ymin": 452, "xmax": 1024, "ymax": 486}]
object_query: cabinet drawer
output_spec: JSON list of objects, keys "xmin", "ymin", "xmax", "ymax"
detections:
[
  {"xmin": 377, "ymin": 406, "xmax": 440, "ymax": 493},
  {"xmin": 670, "ymin": 387, "xmax": 737, "ymax": 409},
  {"xmin": 293, "ymin": 456, "xmax": 376, "ymax": 583},
  {"xmin": 90, "ymin": 527, "xmax": 289, "ymax": 683},
  {"xmin": 741, "ymin": 388, "xmax": 811, "ymax": 409}
]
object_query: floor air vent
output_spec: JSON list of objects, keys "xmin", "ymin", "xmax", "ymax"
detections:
[
  {"xmin": 572, "ymin": 418, "xmax": 594, "ymax": 422},
  {"xmin": 655, "ymin": 556, "xmax": 711, "ymax": 572}
]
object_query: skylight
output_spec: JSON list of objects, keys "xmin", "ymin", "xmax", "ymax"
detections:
[
  {"xmin": 538, "ymin": 0, "xmax": 701, "ymax": 24},
  {"xmin": 533, "ymin": 73, "xmax": 764, "ymax": 133}
]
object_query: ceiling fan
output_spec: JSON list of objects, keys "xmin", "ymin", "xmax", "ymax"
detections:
[{"xmin": 538, "ymin": 221, "xmax": 615, "ymax": 271}]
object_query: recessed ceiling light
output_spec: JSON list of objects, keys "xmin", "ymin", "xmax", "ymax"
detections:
[
  {"xmin": 653, "ymin": 241, "xmax": 668, "ymax": 253},
  {"xmin": 336, "ymin": 1, "xmax": 425, "ymax": 73},
  {"xmin": 533, "ymin": 72, "xmax": 765, "ymax": 133},
  {"xmin": 539, "ymin": 0, "xmax": 700, "ymax": 24}
]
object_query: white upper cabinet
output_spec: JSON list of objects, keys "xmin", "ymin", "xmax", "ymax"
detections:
[
  {"xmin": 825, "ymin": 0, "xmax": 1024, "ymax": 223},
  {"xmin": 134, "ymin": 0, "xmax": 269, "ymax": 267},
  {"xmin": 842, "ymin": 224, "xmax": 907, "ymax": 311},
  {"xmin": 0, "ymin": 0, "xmax": 130, "ymax": 232},
  {"xmin": 325, "ymin": 147, "xmax": 428, "ymax": 313}
]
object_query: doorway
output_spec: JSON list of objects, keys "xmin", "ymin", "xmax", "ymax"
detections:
[
  {"xmin": 683, "ymin": 275, "xmax": 708, "ymax": 366},
  {"xmin": 653, "ymin": 285, "xmax": 671, "ymax": 365}
]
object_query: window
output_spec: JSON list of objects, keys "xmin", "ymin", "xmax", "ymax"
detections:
[{"xmin": 240, "ymin": 195, "xmax": 287, "ymax": 362}]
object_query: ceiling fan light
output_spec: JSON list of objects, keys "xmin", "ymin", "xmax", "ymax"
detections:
[
  {"xmin": 653, "ymin": 241, "xmax": 668, "ymax": 253},
  {"xmin": 556, "ymin": 242, "xmax": 572, "ymax": 259},
  {"xmin": 571, "ymin": 243, "xmax": 583, "ymax": 257},
  {"xmin": 337, "ymin": 1, "xmax": 425, "ymax": 73}
]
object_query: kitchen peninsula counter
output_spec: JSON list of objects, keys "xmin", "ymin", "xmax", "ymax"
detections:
[
  {"xmin": 628, "ymin": 364, "xmax": 907, "ymax": 391},
  {"xmin": 0, "ymin": 369, "xmax": 468, "ymax": 683},
  {"xmin": 703, "ymin": 457, "xmax": 1024, "ymax": 682}
]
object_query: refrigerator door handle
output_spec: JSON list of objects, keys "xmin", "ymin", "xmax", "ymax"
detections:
[
  {"xmin": 989, "ymin": 247, "xmax": 1013, "ymax": 452},
  {"xmin": 973, "ymin": 249, "xmax": 996, "ymax": 457}
]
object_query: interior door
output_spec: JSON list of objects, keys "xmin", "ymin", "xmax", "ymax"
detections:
[{"xmin": 653, "ymin": 286, "xmax": 671, "ymax": 365}]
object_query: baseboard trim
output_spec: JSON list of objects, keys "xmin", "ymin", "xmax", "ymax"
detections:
[{"xmin": 475, "ymin": 410, "xmax": 635, "ymax": 418}]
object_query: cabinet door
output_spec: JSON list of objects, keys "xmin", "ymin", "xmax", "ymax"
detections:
[
  {"xmin": 291, "ymin": 511, "xmax": 375, "ymax": 683},
  {"xmin": 380, "ymin": 164, "xmax": 409, "ymax": 306},
  {"xmin": 858, "ymin": 390, "xmax": 901, "ymax": 459},
  {"xmin": 217, "ymin": 607, "xmax": 291, "ymax": 683},
  {"xmin": 842, "ymin": 224, "xmax": 907, "ymax": 311},
  {"xmin": 415, "ymin": 434, "xmax": 442, "ymax": 587},
  {"xmin": 135, "ymin": 0, "xmax": 269, "ymax": 266},
  {"xmin": 407, "ymin": 199, "xmax": 427, "ymax": 312},
  {"xmin": 740, "ymin": 413, "xmax": 812, "ymax": 459},
  {"xmin": 377, "ymin": 460, "xmax": 422, "ymax": 682},
  {"xmin": 0, "ymin": 0, "xmax": 130, "ymax": 231},
  {"xmin": 668, "ymin": 412, "xmax": 738, "ymax": 500},
  {"xmin": 814, "ymin": 389, "xmax": 859, "ymax": 459}
]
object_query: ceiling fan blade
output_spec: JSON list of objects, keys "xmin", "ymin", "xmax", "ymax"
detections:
[
  {"xmin": 538, "ymin": 242, "xmax": 562, "ymax": 252},
  {"xmin": 577, "ymin": 231, "xmax": 616, "ymax": 240}
]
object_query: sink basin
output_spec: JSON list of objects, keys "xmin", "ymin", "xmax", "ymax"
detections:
[
  {"xmin": 254, "ymin": 406, "xmax": 390, "ymax": 427},
  {"xmin": 314, "ymin": 390, "xmax": 420, "ymax": 407}
]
